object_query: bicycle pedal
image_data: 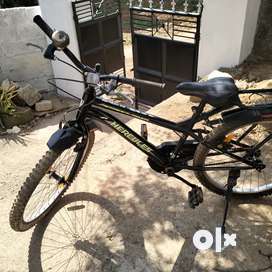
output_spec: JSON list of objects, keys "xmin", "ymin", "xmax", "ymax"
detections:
[{"xmin": 188, "ymin": 186, "xmax": 203, "ymax": 209}]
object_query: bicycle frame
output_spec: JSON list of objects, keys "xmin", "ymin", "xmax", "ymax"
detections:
[
  {"xmin": 19, "ymin": 14, "xmax": 272, "ymax": 236},
  {"xmin": 32, "ymin": 14, "xmax": 272, "ymax": 174},
  {"xmin": 79, "ymin": 95, "xmax": 266, "ymax": 172}
]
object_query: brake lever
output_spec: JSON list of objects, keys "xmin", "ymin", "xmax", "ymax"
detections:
[
  {"xmin": 98, "ymin": 83, "xmax": 134, "ymax": 105},
  {"xmin": 105, "ymin": 79, "xmax": 118, "ymax": 93},
  {"xmin": 103, "ymin": 79, "xmax": 133, "ymax": 104}
]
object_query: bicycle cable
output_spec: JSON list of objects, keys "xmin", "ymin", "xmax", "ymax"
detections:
[
  {"xmin": 47, "ymin": 78, "xmax": 81, "ymax": 101},
  {"xmin": 55, "ymin": 56, "xmax": 84, "ymax": 75}
]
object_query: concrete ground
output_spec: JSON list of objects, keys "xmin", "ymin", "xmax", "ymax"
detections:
[{"xmin": 0, "ymin": 93, "xmax": 272, "ymax": 272}]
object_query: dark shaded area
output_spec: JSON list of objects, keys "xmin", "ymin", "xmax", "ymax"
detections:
[
  {"xmin": 28, "ymin": 192, "xmax": 149, "ymax": 271},
  {"xmin": 0, "ymin": 133, "xmax": 28, "ymax": 146},
  {"xmin": 27, "ymin": 160, "xmax": 272, "ymax": 271},
  {"xmin": 130, "ymin": 8, "xmax": 201, "ymax": 106},
  {"xmin": 0, "ymin": 0, "xmax": 38, "ymax": 8},
  {"xmin": 252, "ymin": 0, "xmax": 272, "ymax": 61},
  {"xmin": 72, "ymin": 0, "xmax": 126, "ymax": 76}
]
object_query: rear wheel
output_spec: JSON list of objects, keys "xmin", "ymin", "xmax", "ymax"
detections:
[
  {"xmin": 9, "ymin": 132, "xmax": 95, "ymax": 232},
  {"xmin": 194, "ymin": 121, "xmax": 272, "ymax": 197}
]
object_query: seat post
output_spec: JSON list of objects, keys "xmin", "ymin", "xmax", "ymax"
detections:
[
  {"xmin": 191, "ymin": 100, "xmax": 206, "ymax": 119},
  {"xmin": 170, "ymin": 100, "xmax": 206, "ymax": 161}
]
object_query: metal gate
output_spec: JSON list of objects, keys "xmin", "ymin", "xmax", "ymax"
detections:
[
  {"xmin": 130, "ymin": 0, "xmax": 203, "ymax": 105},
  {"xmin": 72, "ymin": 0, "xmax": 125, "ymax": 75}
]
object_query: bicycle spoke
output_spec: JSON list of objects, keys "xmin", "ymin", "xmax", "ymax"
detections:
[
  {"xmin": 57, "ymin": 209, "xmax": 76, "ymax": 236},
  {"xmin": 34, "ymin": 196, "xmax": 127, "ymax": 272},
  {"xmin": 50, "ymin": 219, "xmax": 75, "ymax": 238},
  {"xmin": 63, "ymin": 249, "xmax": 77, "ymax": 272},
  {"xmin": 23, "ymin": 147, "xmax": 78, "ymax": 223},
  {"xmin": 202, "ymin": 123, "xmax": 272, "ymax": 194}
]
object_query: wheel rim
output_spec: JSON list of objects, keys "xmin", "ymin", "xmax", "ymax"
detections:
[
  {"xmin": 23, "ymin": 146, "xmax": 78, "ymax": 223},
  {"xmin": 202, "ymin": 123, "xmax": 272, "ymax": 194}
]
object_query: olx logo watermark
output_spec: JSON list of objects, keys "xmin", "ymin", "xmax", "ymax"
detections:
[{"xmin": 193, "ymin": 228, "xmax": 237, "ymax": 252}]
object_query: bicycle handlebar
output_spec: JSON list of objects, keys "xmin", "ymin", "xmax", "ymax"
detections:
[
  {"xmin": 100, "ymin": 75, "xmax": 165, "ymax": 89},
  {"xmin": 33, "ymin": 15, "xmax": 93, "ymax": 72},
  {"xmin": 120, "ymin": 77, "xmax": 165, "ymax": 89},
  {"xmin": 33, "ymin": 15, "xmax": 54, "ymax": 40},
  {"xmin": 33, "ymin": 15, "xmax": 165, "ymax": 90}
]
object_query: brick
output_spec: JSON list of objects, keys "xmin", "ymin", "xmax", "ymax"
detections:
[
  {"xmin": 17, "ymin": 84, "xmax": 42, "ymax": 107},
  {"xmin": 35, "ymin": 100, "xmax": 53, "ymax": 112}
]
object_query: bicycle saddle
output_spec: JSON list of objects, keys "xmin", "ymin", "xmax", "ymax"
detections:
[{"xmin": 176, "ymin": 77, "xmax": 241, "ymax": 108}]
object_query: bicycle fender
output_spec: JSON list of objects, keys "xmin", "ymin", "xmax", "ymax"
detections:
[
  {"xmin": 222, "ymin": 108, "xmax": 263, "ymax": 126},
  {"xmin": 47, "ymin": 127, "xmax": 83, "ymax": 152}
]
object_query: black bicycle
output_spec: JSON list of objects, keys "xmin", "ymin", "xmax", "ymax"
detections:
[{"xmin": 10, "ymin": 16, "xmax": 272, "ymax": 233}]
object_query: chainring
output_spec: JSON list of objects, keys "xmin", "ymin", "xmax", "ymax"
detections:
[{"xmin": 147, "ymin": 141, "xmax": 198, "ymax": 173}]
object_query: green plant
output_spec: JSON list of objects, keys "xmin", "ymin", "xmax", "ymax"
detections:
[{"xmin": 0, "ymin": 86, "xmax": 17, "ymax": 116}]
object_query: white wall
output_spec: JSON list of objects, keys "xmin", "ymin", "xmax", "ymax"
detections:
[
  {"xmin": 240, "ymin": 0, "xmax": 261, "ymax": 62},
  {"xmin": 0, "ymin": 6, "xmax": 53, "ymax": 90},
  {"xmin": 39, "ymin": 0, "xmax": 84, "ymax": 99},
  {"xmin": 198, "ymin": 0, "xmax": 261, "ymax": 77},
  {"xmin": 38, "ymin": 0, "xmax": 261, "ymax": 93}
]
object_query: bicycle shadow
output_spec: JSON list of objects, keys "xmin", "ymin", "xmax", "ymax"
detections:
[
  {"xmin": 28, "ymin": 192, "xmax": 154, "ymax": 272},
  {"xmin": 28, "ymin": 169, "xmax": 272, "ymax": 271},
  {"xmin": 93, "ymin": 166, "xmax": 272, "ymax": 272}
]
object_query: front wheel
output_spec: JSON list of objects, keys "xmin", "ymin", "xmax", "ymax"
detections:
[
  {"xmin": 9, "ymin": 132, "xmax": 95, "ymax": 232},
  {"xmin": 194, "ymin": 121, "xmax": 272, "ymax": 197}
]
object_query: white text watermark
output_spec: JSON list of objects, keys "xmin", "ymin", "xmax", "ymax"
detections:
[{"xmin": 193, "ymin": 227, "xmax": 237, "ymax": 252}]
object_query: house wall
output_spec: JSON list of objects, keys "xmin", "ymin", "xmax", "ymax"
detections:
[
  {"xmin": 252, "ymin": 0, "xmax": 272, "ymax": 61},
  {"xmin": 0, "ymin": 6, "xmax": 53, "ymax": 90},
  {"xmin": 240, "ymin": 0, "xmax": 261, "ymax": 62},
  {"xmin": 198, "ymin": 0, "xmax": 261, "ymax": 77},
  {"xmin": 39, "ymin": 0, "xmax": 84, "ymax": 99},
  {"xmin": 37, "ymin": 0, "xmax": 262, "ymax": 96}
]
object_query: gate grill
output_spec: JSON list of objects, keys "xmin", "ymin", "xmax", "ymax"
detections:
[
  {"xmin": 130, "ymin": 0, "xmax": 203, "ymax": 106},
  {"xmin": 72, "ymin": 0, "xmax": 125, "ymax": 75}
]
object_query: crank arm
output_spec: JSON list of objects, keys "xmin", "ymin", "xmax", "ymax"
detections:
[
  {"xmin": 169, "ymin": 173, "xmax": 204, "ymax": 209},
  {"xmin": 168, "ymin": 173, "xmax": 196, "ymax": 188}
]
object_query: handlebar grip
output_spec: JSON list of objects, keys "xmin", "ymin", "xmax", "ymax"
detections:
[
  {"xmin": 33, "ymin": 15, "xmax": 54, "ymax": 39},
  {"xmin": 119, "ymin": 77, "xmax": 165, "ymax": 89},
  {"xmin": 133, "ymin": 78, "xmax": 165, "ymax": 89}
]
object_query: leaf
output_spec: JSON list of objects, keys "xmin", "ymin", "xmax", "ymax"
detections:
[{"xmin": 0, "ymin": 86, "xmax": 16, "ymax": 115}]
